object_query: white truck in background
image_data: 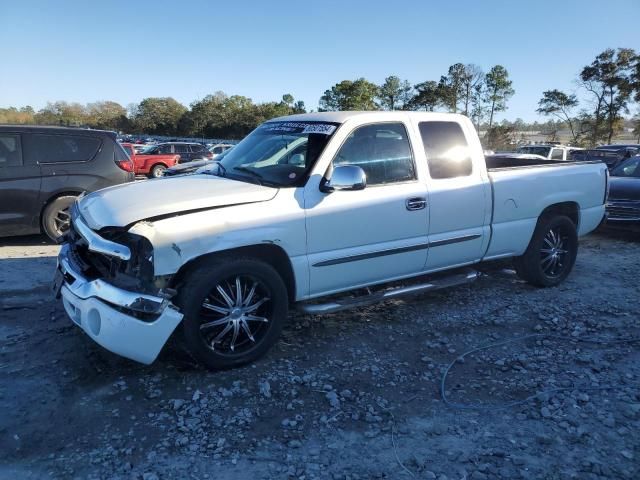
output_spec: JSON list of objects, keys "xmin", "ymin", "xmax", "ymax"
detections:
[{"xmin": 54, "ymin": 112, "xmax": 608, "ymax": 369}]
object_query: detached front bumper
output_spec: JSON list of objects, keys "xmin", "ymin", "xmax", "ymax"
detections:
[{"xmin": 57, "ymin": 244, "xmax": 183, "ymax": 364}]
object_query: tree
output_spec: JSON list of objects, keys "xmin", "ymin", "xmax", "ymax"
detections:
[
  {"xmin": 438, "ymin": 63, "xmax": 468, "ymax": 113},
  {"xmin": 133, "ymin": 97, "xmax": 187, "ymax": 136},
  {"xmin": 377, "ymin": 75, "xmax": 413, "ymax": 110},
  {"xmin": 633, "ymin": 115, "xmax": 640, "ymax": 143},
  {"xmin": 281, "ymin": 94, "xmax": 294, "ymax": 106},
  {"xmin": 485, "ymin": 65, "xmax": 514, "ymax": 130},
  {"xmin": 580, "ymin": 48, "xmax": 635, "ymax": 144},
  {"xmin": 86, "ymin": 101, "xmax": 129, "ymax": 131},
  {"xmin": 537, "ymin": 90, "xmax": 579, "ymax": 144},
  {"xmin": 485, "ymin": 124, "xmax": 515, "ymax": 150},
  {"xmin": 459, "ymin": 64, "xmax": 484, "ymax": 116},
  {"xmin": 35, "ymin": 101, "xmax": 87, "ymax": 126},
  {"xmin": 409, "ymin": 81, "xmax": 441, "ymax": 111},
  {"xmin": 470, "ymin": 82, "xmax": 487, "ymax": 131},
  {"xmin": 319, "ymin": 78, "xmax": 379, "ymax": 111}
]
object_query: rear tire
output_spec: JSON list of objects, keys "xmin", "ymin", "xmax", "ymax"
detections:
[
  {"xmin": 175, "ymin": 256, "xmax": 288, "ymax": 370},
  {"xmin": 42, "ymin": 195, "xmax": 76, "ymax": 241},
  {"xmin": 149, "ymin": 164, "xmax": 167, "ymax": 178},
  {"xmin": 514, "ymin": 214, "xmax": 578, "ymax": 287}
]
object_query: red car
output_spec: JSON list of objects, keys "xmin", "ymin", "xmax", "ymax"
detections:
[{"xmin": 121, "ymin": 143, "xmax": 181, "ymax": 178}]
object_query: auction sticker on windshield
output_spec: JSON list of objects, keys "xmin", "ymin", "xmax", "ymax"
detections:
[{"xmin": 261, "ymin": 122, "xmax": 337, "ymax": 135}]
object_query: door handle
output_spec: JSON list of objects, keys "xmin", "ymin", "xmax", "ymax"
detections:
[{"xmin": 406, "ymin": 197, "xmax": 427, "ymax": 211}]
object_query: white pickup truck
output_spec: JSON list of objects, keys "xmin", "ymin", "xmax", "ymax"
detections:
[{"xmin": 54, "ymin": 112, "xmax": 608, "ymax": 369}]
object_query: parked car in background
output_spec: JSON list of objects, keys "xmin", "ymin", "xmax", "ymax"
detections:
[
  {"xmin": 605, "ymin": 155, "xmax": 640, "ymax": 230},
  {"xmin": 164, "ymin": 148, "xmax": 233, "ymax": 177},
  {"xmin": 208, "ymin": 143, "xmax": 234, "ymax": 158},
  {"xmin": 143, "ymin": 142, "xmax": 213, "ymax": 163},
  {"xmin": 55, "ymin": 111, "xmax": 607, "ymax": 368},
  {"xmin": 132, "ymin": 144, "xmax": 150, "ymax": 154},
  {"xmin": 516, "ymin": 144, "xmax": 582, "ymax": 161},
  {"xmin": 121, "ymin": 143, "xmax": 180, "ymax": 178},
  {"xmin": 0, "ymin": 125, "xmax": 133, "ymax": 241},
  {"xmin": 569, "ymin": 149, "xmax": 627, "ymax": 169},
  {"xmin": 596, "ymin": 144, "xmax": 640, "ymax": 155}
]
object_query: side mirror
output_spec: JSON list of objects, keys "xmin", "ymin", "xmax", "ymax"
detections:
[{"xmin": 320, "ymin": 165, "xmax": 367, "ymax": 193}]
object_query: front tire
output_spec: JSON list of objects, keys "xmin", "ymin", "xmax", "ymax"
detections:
[
  {"xmin": 514, "ymin": 215, "xmax": 578, "ymax": 287},
  {"xmin": 175, "ymin": 257, "xmax": 288, "ymax": 370},
  {"xmin": 42, "ymin": 195, "xmax": 77, "ymax": 241}
]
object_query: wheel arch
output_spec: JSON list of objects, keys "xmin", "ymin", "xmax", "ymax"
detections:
[
  {"xmin": 170, "ymin": 243, "xmax": 297, "ymax": 303},
  {"xmin": 539, "ymin": 201, "xmax": 580, "ymax": 228}
]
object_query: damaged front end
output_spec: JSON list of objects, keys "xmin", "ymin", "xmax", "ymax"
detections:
[
  {"xmin": 55, "ymin": 202, "xmax": 183, "ymax": 364},
  {"xmin": 63, "ymin": 202, "xmax": 175, "ymax": 317}
]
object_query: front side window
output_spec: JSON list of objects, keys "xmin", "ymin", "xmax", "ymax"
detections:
[
  {"xmin": 24, "ymin": 134, "xmax": 101, "ymax": 163},
  {"xmin": 419, "ymin": 121, "xmax": 472, "ymax": 179},
  {"xmin": 0, "ymin": 134, "xmax": 22, "ymax": 167},
  {"xmin": 190, "ymin": 144, "xmax": 204, "ymax": 152},
  {"xmin": 158, "ymin": 144, "xmax": 172, "ymax": 154},
  {"xmin": 333, "ymin": 122, "xmax": 415, "ymax": 186}
]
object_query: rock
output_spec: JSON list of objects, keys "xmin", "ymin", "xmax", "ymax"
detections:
[
  {"xmin": 540, "ymin": 407, "xmax": 552, "ymax": 418},
  {"xmin": 326, "ymin": 391, "xmax": 341, "ymax": 409},
  {"xmin": 192, "ymin": 390, "xmax": 202, "ymax": 401},
  {"xmin": 288, "ymin": 440, "xmax": 302, "ymax": 448},
  {"xmin": 142, "ymin": 473, "xmax": 159, "ymax": 480},
  {"xmin": 259, "ymin": 381, "xmax": 271, "ymax": 398}
]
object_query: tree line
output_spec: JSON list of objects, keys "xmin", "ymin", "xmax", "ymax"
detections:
[
  {"xmin": 1, "ymin": 48, "xmax": 638, "ymax": 146},
  {"xmin": 0, "ymin": 93, "xmax": 306, "ymax": 140}
]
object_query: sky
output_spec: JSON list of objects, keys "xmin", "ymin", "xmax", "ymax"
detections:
[{"xmin": 1, "ymin": 0, "xmax": 639, "ymax": 122}]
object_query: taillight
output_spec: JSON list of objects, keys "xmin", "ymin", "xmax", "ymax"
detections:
[
  {"xmin": 206, "ymin": 152, "xmax": 213, "ymax": 158},
  {"xmin": 115, "ymin": 159, "xmax": 134, "ymax": 172},
  {"xmin": 603, "ymin": 167, "xmax": 610, "ymax": 204}
]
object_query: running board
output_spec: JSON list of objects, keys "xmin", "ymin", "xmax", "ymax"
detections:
[{"xmin": 297, "ymin": 269, "xmax": 479, "ymax": 315}]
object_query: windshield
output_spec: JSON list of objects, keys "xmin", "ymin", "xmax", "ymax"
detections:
[
  {"xmin": 517, "ymin": 146, "xmax": 551, "ymax": 157},
  {"xmin": 217, "ymin": 121, "xmax": 340, "ymax": 187}
]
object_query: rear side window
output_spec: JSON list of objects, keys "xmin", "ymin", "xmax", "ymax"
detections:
[
  {"xmin": 333, "ymin": 122, "xmax": 415, "ymax": 186},
  {"xmin": 175, "ymin": 144, "xmax": 189, "ymax": 154},
  {"xmin": 419, "ymin": 122, "xmax": 472, "ymax": 179},
  {"xmin": 551, "ymin": 148, "xmax": 564, "ymax": 160},
  {"xmin": 0, "ymin": 134, "xmax": 22, "ymax": 167},
  {"xmin": 24, "ymin": 134, "xmax": 101, "ymax": 163},
  {"xmin": 115, "ymin": 142, "xmax": 130, "ymax": 161}
]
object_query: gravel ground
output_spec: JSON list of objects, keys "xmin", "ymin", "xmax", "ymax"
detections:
[{"xmin": 0, "ymin": 230, "xmax": 639, "ymax": 480}]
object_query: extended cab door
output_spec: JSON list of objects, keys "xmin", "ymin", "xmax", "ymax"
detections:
[
  {"xmin": 415, "ymin": 120, "xmax": 491, "ymax": 271},
  {"xmin": 304, "ymin": 121, "xmax": 429, "ymax": 297},
  {"xmin": 0, "ymin": 132, "xmax": 41, "ymax": 235}
]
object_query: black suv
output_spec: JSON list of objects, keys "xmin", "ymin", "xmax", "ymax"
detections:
[
  {"xmin": 143, "ymin": 142, "xmax": 212, "ymax": 162},
  {"xmin": 0, "ymin": 125, "xmax": 134, "ymax": 241}
]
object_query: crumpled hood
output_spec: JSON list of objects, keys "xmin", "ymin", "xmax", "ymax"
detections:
[
  {"xmin": 78, "ymin": 175, "xmax": 278, "ymax": 230},
  {"xmin": 608, "ymin": 177, "xmax": 640, "ymax": 201}
]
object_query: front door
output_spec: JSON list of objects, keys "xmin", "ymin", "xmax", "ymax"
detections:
[{"xmin": 304, "ymin": 122, "xmax": 429, "ymax": 297}]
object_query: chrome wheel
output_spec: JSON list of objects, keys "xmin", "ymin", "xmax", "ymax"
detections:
[
  {"xmin": 199, "ymin": 275, "xmax": 271, "ymax": 354},
  {"xmin": 540, "ymin": 227, "xmax": 568, "ymax": 277},
  {"xmin": 53, "ymin": 207, "xmax": 71, "ymax": 236},
  {"xmin": 152, "ymin": 165, "xmax": 166, "ymax": 178}
]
